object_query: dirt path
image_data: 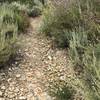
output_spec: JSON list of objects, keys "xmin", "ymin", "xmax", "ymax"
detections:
[{"xmin": 0, "ymin": 17, "xmax": 70, "ymax": 100}]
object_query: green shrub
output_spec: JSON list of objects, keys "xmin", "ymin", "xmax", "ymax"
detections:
[
  {"xmin": 0, "ymin": 24, "xmax": 18, "ymax": 66},
  {"xmin": 10, "ymin": 3, "xmax": 29, "ymax": 32},
  {"xmin": 0, "ymin": 2, "xmax": 30, "ymax": 66},
  {"xmin": 0, "ymin": 3, "xmax": 29, "ymax": 65},
  {"xmin": 10, "ymin": 1, "xmax": 43, "ymax": 18},
  {"xmin": 41, "ymin": 0, "xmax": 100, "ymax": 47},
  {"xmin": 0, "ymin": 3, "xmax": 29, "ymax": 32},
  {"xmin": 10, "ymin": 2, "xmax": 28, "ymax": 13},
  {"xmin": 41, "ymin": 0, "xmax": 100, "ymax": 99},
  {"xmin": 14, "ymin": 12, "xmax": 29, "ymax": 32},
  {"xmin": 81, "ymin": 44, "xmax": 100, "ymax": 100},
  {"xmin": 0, "ymin": 0, "xmax": 35, "ymax": 6},
  {"xmin": 28, "ymin": 5, "xmax": 42, "ymax": 17},
  {"xmin": 0, "ymin": 4, "xmax": 18, "ymax": 66},
  {"xmin": 69, "ymin": 25, "xmax": 100, "ymax": 100},
  {"xmin": 27, "ymin": 0, "xmax": 46, "ymax": 17},
  {"xmin": 51, "ymin": 85, "xmax": 75, "ymax": 100},
  {"xmin": 1, "ymin": 0, "xmax": 46, "ymax": 10}
]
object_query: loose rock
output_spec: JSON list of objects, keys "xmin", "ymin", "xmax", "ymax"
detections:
[
  {"xmin": 16, "ymin": 74, "xmax": 21, "ymax": 78},
  {"xmin": 0, "ymin": 91, "xmax": 3, "ymax": 97},
  {"xmin": 19, "ymin": 96, "xmax": 27, "ymax": 100},
  {"xmin": 1, "ymin": 86, "xmax": 6, "ymax": 90}
]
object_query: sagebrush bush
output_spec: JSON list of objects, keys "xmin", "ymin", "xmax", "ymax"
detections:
[
  {"xmin": 83, "ymin": 46, "xmax": 100, "ymax": 100},
  {"xmin": 27, "ymin": 0, "xmax": 47, "ymax": 17},
  {"xmin": 28, "ymin": 5, "xmax": 43, "ymax": 17},
  {"xmin": 41, "ymin": 0, "xmax": 100, "ymax": 99},
  {"xmin": 0, "ymin": 24, "xmax": 18, "ymax": 66},
  {"xmin": 41, "ymin": 0, "xmax": 100, "ymax": 47},
  {"xmin": 10, "ymin": 1, "xmax": 44, "ymax": 18},
  {"xmin": 0, "ymin": 0, "xmax": 34, "ymax": 5},
  {"xmin": 10, "ymin": 3, "xmax": 29, "ymax": 32},
  {"xmin": 69, "ymin": 29, "xmax": 100, "ymax": 99},
  {"xmin": 51, "ymin": 85, "xmax": 75, "ymax": 100},
  {"xmin": 14, "ymin": 12, "xmax": 29, "ymax": 32},
  {"xmin": 0, "ymin": 4, "xmax": 18, "ymax": 66},
  {"xmin": 0, "ymin": 3, "xmax": 29, "ymax": 32},
  {"xmin": 0, "ymin": 3, "xmax": 29, "ymax": 66}
]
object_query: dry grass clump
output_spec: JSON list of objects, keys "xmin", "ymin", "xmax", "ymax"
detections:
[{"xmin": 41, "ymin": 0, "xmax": 100, "ymax": 99}]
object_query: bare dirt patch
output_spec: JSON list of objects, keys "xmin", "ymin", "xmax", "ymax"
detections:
[{"xmin": 0, "ymin": 17, "xmax": 76, "ymax": 100}]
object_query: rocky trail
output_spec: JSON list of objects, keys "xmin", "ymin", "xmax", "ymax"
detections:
[{"xmin": 0, "ymin": 17, "xmax": 71, "ymax": 100}]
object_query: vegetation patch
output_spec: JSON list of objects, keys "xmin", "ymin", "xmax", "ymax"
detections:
[
  {"xmin": 0, "ymin": 4, "xmax": 17, "ymax": 66},
  {"xmin": 0, "ymin": 2, "xmax": 29, "ymax": 66},
  {"xmin": 41, "ymin": 0, "xmax": 100, "ymax": 99}
]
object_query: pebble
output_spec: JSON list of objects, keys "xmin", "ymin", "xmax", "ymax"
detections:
[
  {"xmin": 24, "ymin": 49, "xmax": 28, "ymax": 52},
  {"xmin": 1, "ymin": 86, "xmax": 6, "ymax": 90},
  {"xmin": 8, "ymin": 86, "xmax": 15, "ymax": 91},
  {"xmin": 7, "ymin": 78, "xmax": 12, "ymax": 82},
  {"xmin": 60, "ymin": 76, "xmax": 66, "ymax": 81},
  {"xmin": 48, "ymin": 56, "xmax": 52, "ymax": 60},
  {"xmin": 16, "ymin": 74, "xmax": 21, "ymax": 78},
  {"xmin": 9, "ymin": 68, "xmax": 12, "ymax": 71},
  {"xmin": 0, "ymin": 91, "xmax": 3, "ymax": 97},
  {"xmin": 0, "ymin": 73, "xmax": 5, "ymax": 76},
  {"xmin": 15, "ymin": 61, "xmax": 18, "ymax": 65},
  {"xmin": 19, "ymin": 96, "xmax": 27, "ymax": 100}
]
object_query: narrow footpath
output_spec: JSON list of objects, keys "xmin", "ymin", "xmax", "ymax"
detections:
[{"xmin": 0, "ymin": 17, "xmax": 71, "ymax": 100}]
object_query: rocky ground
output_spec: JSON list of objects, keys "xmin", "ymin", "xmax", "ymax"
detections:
[{"xmin": 0, "ymin": 17, "xmax": 72, "ymax": 100}]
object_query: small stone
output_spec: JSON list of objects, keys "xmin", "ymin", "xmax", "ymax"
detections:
[
  {"xmin": 7, "ymin": 78, "xmax": 12, "ymax": 82},
  {"xmin": 19, "ymin": 96, "xmax": 27, "ymax": 100},
  {"xmin": 15, "ymin": 61, "xmax": 18, "ymax": 65},
  {"xmin": 16, "ymin": 74, "xmax": 21, "ymax": 78},
  {"xmin": 14, "ymin": 88, "xmax": 19, "ymax": 93},
  {"xmin": 20, "ymin": 76, "xmax": 26, "ymax": 81},
  {"xmin": 20, "ymin": 88, "xmax": 24, "ymax": 92},
  {"xmin": 8, "ymin": 94, "xmax": 15, "ymax": 99},
  {"xmin": 0, "ymin": 91, "xmax": 3, "ymax": 97},
  {"xmin": 1, "ymin": 86, "xmax": 6, "ymax": 90},
  {"xmin": 18, "ymin": 49, "xmax": 21, "ymax": 53},
  {"xmin": 60, "ymin": 76, "xmax": 66, "ymax": 81},
  {"xmin": 24, "ymin": 49, "xmax": 28, "ymax": 52},
  {"xmin": 8, "ymin": 86, "xmax": 15, "ymax": 91},
  {"xmin": 48, "ymin": 56, "xmax": 52, "ymax": 60},
  {"xmin": 9, "ymin": 68, "xmax": 12, "ymax": 71},
  {"xmin": 0, "ymin": 73, "xmax": 5, "ymax": 76}
]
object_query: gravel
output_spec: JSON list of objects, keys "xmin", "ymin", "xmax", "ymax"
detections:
[{"xmin": 0, "ymin": 17, "xmax": 75, "ymax": 100}]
